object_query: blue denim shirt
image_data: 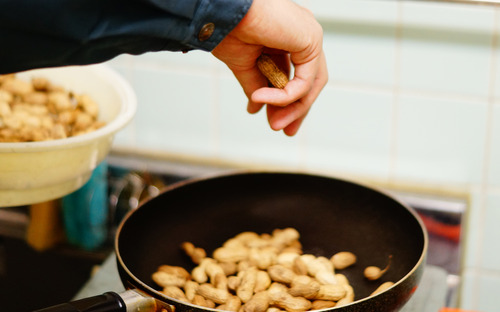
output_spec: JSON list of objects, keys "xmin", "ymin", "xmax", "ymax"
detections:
[{"xmin": 0, "ymin": 0, "xmax": 252, "ymax": 74}]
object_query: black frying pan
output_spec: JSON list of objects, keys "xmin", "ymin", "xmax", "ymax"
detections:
[{"xmin": 34, "ymin": 171, "xmax": 428, "ymax": 312}]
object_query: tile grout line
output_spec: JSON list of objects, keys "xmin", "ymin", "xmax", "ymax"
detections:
[
  {"xmin": 212, "ymin": 63, "xmax": 222, "ymax": 159},
  {"xmin": 329, "ymin": 81, "xmax": 492, "ymax": 105},
  {"xmin": 298, "ymin": 0, "xmax": 311, "ymax": 171},
  {"xmin": 388, "ymin": 1, "xmax": 404, "ymax": 184},
  {"xmin": 472, "ymin": 6, "xmax": 500, "ymax": 308},
  {"xmin": 124, "ymin": 55, "xmax": 139, "ymax": 148}
]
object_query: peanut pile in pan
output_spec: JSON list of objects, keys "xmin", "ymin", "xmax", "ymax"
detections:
[
  {"xmin": 0, "ymin": 74, "xmax": 105, "ymax": 142},
  {"xmin": 152, "ymin": 228, "xmax": 394, "ymax": 312}
]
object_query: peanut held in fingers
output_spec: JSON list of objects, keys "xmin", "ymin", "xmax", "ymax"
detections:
[{"xmin": 257, "ymin": 54, "xmax": 289, "ymax": 89}]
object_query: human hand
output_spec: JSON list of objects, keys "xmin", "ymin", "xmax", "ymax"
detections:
[{"xmin": 212, "ymin": 0, "xmax": 328, "ymax": 136}]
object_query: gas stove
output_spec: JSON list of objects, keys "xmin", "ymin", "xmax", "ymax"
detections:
[
  {"xmin": 74, "ymin": 254, "xmax": 449, "ymax": 312},
  {"xmin": 73, "ymin": 152, "xmax": 466, "ymax": 311},
  {"xmin": 0, "ymin": 152, "xmax": 466, "ymax": 311}
]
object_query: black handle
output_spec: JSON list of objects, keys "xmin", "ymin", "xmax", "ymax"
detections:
[{"xmin": 33, "ymin": 292, "xmax": 126, "ymax": 312}]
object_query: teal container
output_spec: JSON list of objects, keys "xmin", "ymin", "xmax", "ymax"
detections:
[{"xmin": 62, "ymin": 161, "xmax": 108, "ymax": 250}]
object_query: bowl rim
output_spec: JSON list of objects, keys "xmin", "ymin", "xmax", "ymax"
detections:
[{"xmin": 0, "ymin": 64, "xmax": 137, "ymax": 152}]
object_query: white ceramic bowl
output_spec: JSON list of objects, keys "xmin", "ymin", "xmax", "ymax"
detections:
[{"xmin": 0, "ymin": 64, "xmax": 136, "ymax": 207}]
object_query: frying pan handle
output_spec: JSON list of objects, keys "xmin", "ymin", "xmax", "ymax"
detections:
[{"xmin": 33, "ymin": 290, "xmax": 158, "ymax": 312}]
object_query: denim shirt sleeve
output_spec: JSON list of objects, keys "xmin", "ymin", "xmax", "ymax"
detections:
[{"xmin": 0, "ymin": 0, "xmax": 253, "ymax": 74}]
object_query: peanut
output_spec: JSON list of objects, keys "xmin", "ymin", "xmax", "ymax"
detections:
[
  {"xmin": 0, "ymin": 74, "xmax": 104, "ymax": 142},
  {"xmin": 214, "ymin": 246, "xmax": 249, "ymax": 263},
  {"xmin": 244, "ymin": 291, "xmax": 271, "ymax": 312},
  {"xmin": 268, "ymin": 283, "xmax": 311, "ymax": 312},
  {"xmin": 152, "ymin": 271, "xmax": 188, "ymax": 288},
  {"xmin": 219, "ymin": 261, "xmax": 238, "ymax": 276},
  {"xmin": 254, "ymin": 271, "xmax": 272, "ymax": 293},
  {"xmin": 292, "ymin": 257, "xmax": 308, "ymax": 276},
  {"xmin": 161, "ymin": 285, "xmax": 188, "ymax": 302},
  {"xmin": 192, "ymin": 294, "xmax": 215, "ymax": 308},
  {"xmin": 238, "ymin": 260, "xmax": 253, "ymax": 272},
  {"xmin": 335, "ymin": 284, "xmax": 354, "ymax": 307},
  {"xmin": 0, "ymin": 90, "xmax": 13, "ymax": 102},
  {"xmin": 334, "ymin": 274, "xmax": 350, "ymax": 287},
  {"xmin": 197, "ymin": 283, "xmax": 230, "ymax": 304},
  {"xmin": 271, "ymin": 228, "xmax": 300, "ymax": 250},
  {"xmin": 234, "ymin": 232, "xmax": 261, "ymax": 244},
  {"xmin": 370, "ymin": 281, "xmax": 394, "ymax": 296},
  {"xmin": 289, "ymin": 275, "xmax": 320, "ymax": 299},
  {"xmin": 181, "ymin": 242, "xmax": 206, "ymax": 264},
  {"xmin": 314, "ymin": 284, "xmax": 346, "ymax": 301},
  {"xmin": 157, "ymin": 265, "xmax": 191, "ymax": 280},
  {"xmin": 314, "ymin": 270, "xmax": 337, "ymax": 286},
  {"xmin": 364, "ymin": 255, "xmax": 392, "ymax": 281},
  {"xmin": 249, "ymin": 247, "xmax": 277, "ymax": 270},
  {"xmin": 276, "ymin": 252, "xmax": 300, "ymax": 269},
  {"xmin": 227, "ymin": 275, "xmax": 241, "ymax": 291},
  {"xmin": 192, "ymin": 265, "xmax": 208, "ymax": 284},
  {"xmin": 214, "ymin": 272, "xmax": 229, "ymax": 290},
  {"xmin": 48, "ymin": 91, "xmax": 73, "ymax": 112},
  {"xmin": 331, "ymin": 251, "xmax": 357, "ymax": 270},
  {"xmin": 224, "ymin": 295, "xmax": 243, "ymax": 312},
  {"xmin": 268, "ymin": 265, "xmax": 296, "ymax": 285},
  {"xmin": 204, "ymin": 258, "xmax": 226, "ymax": 281},
  {"xmin": 257, "ymin": 54, "xmax": 289, "ymax": 89},
  {"xmin": 303, "ymin": 257, "xmax": 337, "ymax": 285},
  {"xmin": 23, "ymin": 92, "xmax": 48, "ymax": 106},
  {"xmin": 184, "ymin": 280, "xmax": 198, "ymax": 301},
  {"xmin": 237, "ymin": 268, "xmax": 258, "ymax": 303},
  {"xmin": 266, "ymin": 308, "xmax": 285, "ymax": 312},
  {"xmin": 151, "ymin": 228, "xmax": 391, "ymax": 312},
  {"xmin": 1, "ymin": 77, "xmax": 34, "ymax": 95},
  {"xmin": 311, "ymin": 300, "xmax": 336, "ymax": 310},
  {"xmin": 31, "ymin": 77, "xmax": 50, "ymax": 91},
  {"xmin": 77, "ymin": 94, "xmax": 99, "ymax": 117}
]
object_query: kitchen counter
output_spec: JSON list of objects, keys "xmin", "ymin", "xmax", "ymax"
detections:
[{"xmin": 74, "ymin": 253, "xmax": 449, "ymax": 312}]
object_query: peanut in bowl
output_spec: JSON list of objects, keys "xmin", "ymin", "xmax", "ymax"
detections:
[{"xmin": 0, "ymin": 64, "xmax": 136, "ymax": 207}]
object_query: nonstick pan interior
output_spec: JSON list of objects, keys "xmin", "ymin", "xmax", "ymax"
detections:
[{"xmin": 116, "ymin": 172, "xmax": 427, "ymax": 311}]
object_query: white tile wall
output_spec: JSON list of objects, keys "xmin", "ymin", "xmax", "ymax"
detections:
[
  {"xmin": 106, "ymin": 1, "xmax": 500, "ymax": 310},
  {"xmin": 304, "ymin": 86, "xmax": 393, "ymax": 179},
  {"xmin": 394, "ymin": 94, "xmax": 488, "ymax": 185}
]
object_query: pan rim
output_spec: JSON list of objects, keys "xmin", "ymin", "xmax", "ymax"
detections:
[{"xmin": 115, "ymin": 169, "xmax": 429, "ymax": 310}]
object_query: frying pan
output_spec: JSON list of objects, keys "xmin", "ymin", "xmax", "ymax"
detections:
[{"xmin": 34, "ymin": 171, "xmax": 428, "ymax": 312}]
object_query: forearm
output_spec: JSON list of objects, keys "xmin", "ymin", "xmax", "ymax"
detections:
[{"xmin": 0, "ymin": 0, "xmax": 252, "ymax": 74}]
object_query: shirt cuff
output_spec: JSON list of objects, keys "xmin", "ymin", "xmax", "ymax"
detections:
[{"xmin": 183, "ymin": 0, "xmax": 253, "ymax": 51}]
